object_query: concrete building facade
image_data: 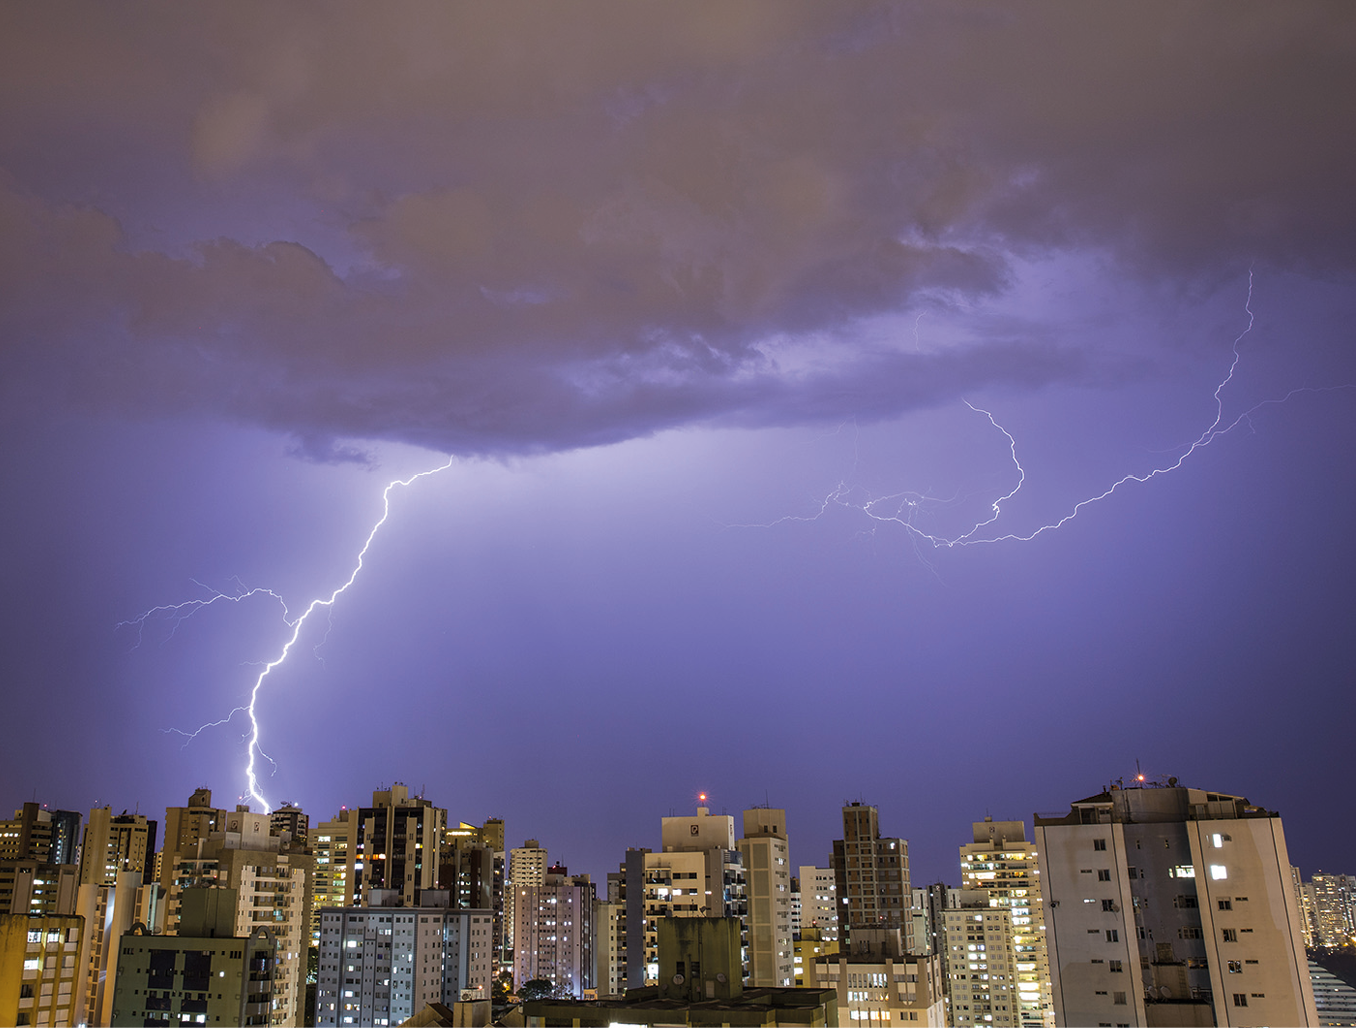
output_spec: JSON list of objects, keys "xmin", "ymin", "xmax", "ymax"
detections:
[
  {"xmin": 512, "ymin": 867, "xmax": 595, "ymax": 998},
  {"xmin": 352, "ymin": 785, "xmax": 445, "ymax": 909},
  {"xmin": 944, "ymin": 890, "xmax": 1019, "ymax": 1028},
  {"xmin": 109, "ymin": 889, "xmax": 276, "ymax": 1028},
  {"xmin": 624, "ymin": 807, "xmax": 748, "ymax": 989},
  {"xmin": 806, "ymin": 927, "xmax": 945, "ymax": 1026},
  {"xmin": 315, "ymin": 899, "xmax": 494, "ymax": 1027},
  {"xmin": 1035, "ymin": 782, "xmax": 1318, "ymax": 1028},
  {"xmin": 0, "ymin": 913, "xmax": 86, "ymax": 1028},
  {"xmin": 738, "ymin": 808, "xmax": 793, "ymax": 988},
  {"xmin": 833, "ymin": 803, "xmax": 910, "ymax": 949},
  {"xmin": 168, "ymin": 807, "xmax": 312, "ymax": 1026}
]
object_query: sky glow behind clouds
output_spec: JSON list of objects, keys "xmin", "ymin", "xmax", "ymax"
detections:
[{"xmin": 1, "ymin": 3, "xmax": 1353, "ymax": 882}]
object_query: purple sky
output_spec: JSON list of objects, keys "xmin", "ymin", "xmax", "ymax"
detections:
[{"xmin": 2, "ymin": 4, "xmax": 1354, "ymax": 886}]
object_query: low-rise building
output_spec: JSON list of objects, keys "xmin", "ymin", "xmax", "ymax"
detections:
[
  {"xmin": 806, "ymin": 927, "xmax": 946, "ymax": 1026},
  {"xmin": 525, "ymin": 917, "xmax": 838, "ymax": 1027},
  {"xmin": 109, "ymin": 888, "xmax": 275, "ymax": 1027}
]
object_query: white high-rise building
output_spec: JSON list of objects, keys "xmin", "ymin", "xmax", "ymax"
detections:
[
  {"xmin": 958, "ymin": 819, "xmax": 1054, "ymax": 1028},
  {"xmin": 1034, "ymin": 781, "xmax": 1318, "ymax": 1027},
  {"xmin": 738, "ymin": 808, "xmax": 793, "ymax": 987}
]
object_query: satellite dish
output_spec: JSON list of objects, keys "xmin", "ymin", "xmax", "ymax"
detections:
[
  {"xmin": 672, "ymin": 974, "xmax": 685, "ymax": 985},
  {"xmin": 717, "ymin": 973, "xmax": 727, "ymax": 983}
]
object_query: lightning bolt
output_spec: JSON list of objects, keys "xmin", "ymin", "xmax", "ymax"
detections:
[
  {"xmin": 735, "ymin": 270, "xmax": 1352, "ymax": 550},
  {"xmin": 124, "ymin": 455, "xmax": 457, "ymax": 812}
]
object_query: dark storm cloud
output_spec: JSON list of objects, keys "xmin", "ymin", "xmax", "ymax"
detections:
[{"xmin": 1, "ymin": 3, "xmax": 1352, "ymax": 455}]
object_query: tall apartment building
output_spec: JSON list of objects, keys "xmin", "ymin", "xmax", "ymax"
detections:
[
  {"xmin": 1310, "ymin": 873, "xmax": 1355, "ymax": 948},
  {"xmin": 0, "ymin": 863, "xmax": 78, "ymax": 917},
  {"xmin": 0, "ymin": 805, "xmax": 81, "ymax": 868},
  {"xmin": 109, "ymin": 888, "xmax": 276, "ymax": 1027},
  {"xmin": 1034, "ymin": 781, "xmax": 1318, "ymax": 1028},
  {"xmin": 622, "ymin": 806, "xmax": 748, "ymax": 989},
  {"xmin": 0, "ymin": 912, "xmax": 86, "ymax": 1028},
  {"xmin": 738, "ymin": 808, "xmax": 793, "ymax": 987},
  {"xmin": 79, "ymin": 808, "xmax": 156, "ymax": 888},
  {"xmin": 832, "ymin": 802, "xmax": 910, "ymax": 948},
  {"xmin": 958, "ymin": 818, "xmax": 1054, "ymax": 1028},
  {"xmin": 311, "ymin": 809, "xmax": 357, "ymax": 945},
  {"xmin": 439, "ymin": 825, "xmax": 495, "ymax": 911},
  {"xmin": 76, "ymin": 869, "xmax": 158, "ymax": 1026},
  {"xmin": 594, "ymin": 897, "xmax": 624, "ymax": 997},
  {"xmin": 512, "ymin": 865, "xmax": 595, "ymax": 998},
  {"xmin": 314, "ymin": 897, "xmax": 494, "ymax": 1026},
  {"xmin": 159, "ymin": 788, "xmax": 229, "ymax": 929},
  {"xmin": 352, "ymin": 785, "xmax": 446, "ymax": 909},
  {"xmin": 507, "ymin": 838, "xmax": 547, "ymax": 965},
  {"xmin": 944, "ymin": 890, "xmax": 1019, "ymax": 1028},
  {"xmin": 799, "ymin": 865, "xmax": 840, "ymax": 942},
  {"xmin": 270, "ymin": 803, "xmax": 309, "ymax": 849},
  {"xmin": 169, "ymin": 807, "xmax": 313, "ymax": 1026}
]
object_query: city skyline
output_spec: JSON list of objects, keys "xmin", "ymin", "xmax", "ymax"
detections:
[
  {"xmin": 2, "ymin": 4, "xmax": 1354, "ymax": 895},
  {"xmin": 1, "ymin": 774, "xmax": 1346, "ymax": 896}
]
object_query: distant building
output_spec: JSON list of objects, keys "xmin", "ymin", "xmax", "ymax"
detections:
[
  {"xmin": 269, "ymin": 803, "xmax": 309, "ymax": 850},
  {"xmin": 738, "ymin": 808, "xmax": 793, "ymax": 987},
  {"xmin": 506, "ymin": 838, "xmax": 548, "ymax": 965},
  {"xmin": 805, "ymin": 926, "xmax": 946, "ymax": 1025},
  {"xmin": 109, "ymin": 887, "xmax": 276, "ymax": 1027},
  {"xmin": 438, "ymin": 827, "xmax": 495, "ymax": 911},
  {"xmin": 799, "ymin": 865, "xmax": 840, "ymax": 942},
  {"xmin": 958, "ymin": 818, "xmax": 1054, "ymax": 1028},
  {"xmin": 832, "ymin": 802, "xmax": 910, "ymax": 949},
  {"xmin": 0, "ymin": 804, "xmax": 81, "ymax": 868},
  {"xmin": 314, "ymin": 895, "xmax": 494, "ymax": 1027},
  {"xmin": 525, "ymin": 916, "xmax": 838, "ymax": 1026},
  {"xmin": 1309, "ymin": 959, "xmax": 1356, "ymax": 1027},
  {"xmin": 353, "ymin": 785, "xmax": 446, "ymax": 909},
  {"xmin": 1035, "ymin": 780, "xmax": 1318, "ymax": 1027},
  {"xmin": 0, "ymin": 861, "xmax": 78, "ymax": 917},
  {"xmin": 593, "ymin": 897, "xmax": 624, "ymax": 997},
  {"xmin": 793, "ymin": 927, "xmax": 839, "ymax": 988},
  {"xmin": 311, "ymin": 809, "xmax": 356, "ymax": 944},
  {"xmin": 0, "ymin": 912, "xmax": 86, "ymax": 1028},
  {"xmin": 79, "ymin": 808, "xmax": 156, "ymax": 888},
  {"xmin": 944, "ymin": 890, "xmax": 1019, "ymax": 1028},
  {"xmin": 1312, "ymin": 873, "xmax": 1355, "ymax": 948},
  {"xmin": 512, "ymin": 865, "xmax": 595, "ymax": 998}
]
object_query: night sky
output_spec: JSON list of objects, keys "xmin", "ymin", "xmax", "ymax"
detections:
[{"xmin": 2, "ymin": 4, "xmax": 1354, "ymax": 888}]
